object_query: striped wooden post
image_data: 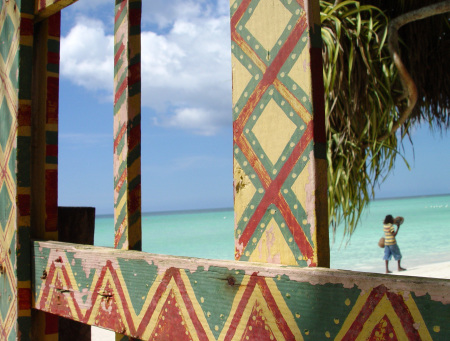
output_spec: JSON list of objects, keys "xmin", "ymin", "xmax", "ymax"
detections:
[
  {"xmin": 0, "ymin": 1, "xmax": 33, "ymax": 339},
  {"xmin": 114, "ymin": 1, "xmax": 142, "ymax": 339},
  {"xmin": 113, "ymin": 0, "xmax": 142, "ymax": 252},
  {"xmin": 231, "ymin": 0, "xmax": 329, "ymax": 267},
  {"xmin": 30, "ymin": 10, "xmax": 63, "ymax": 341},
  {"xmin": 0, "ymin": 1, "xmax": 76, "ymax": 339}
]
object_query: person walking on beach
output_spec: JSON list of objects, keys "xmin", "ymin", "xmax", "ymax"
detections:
[{"xmin": 383, "ymin": 214, "xmax": 406, "ymax": 274}]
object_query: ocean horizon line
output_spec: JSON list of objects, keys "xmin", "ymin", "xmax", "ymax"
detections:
[
  {"xmin": 374, "ymin": 192, "xmax": 449, "ymax": 201},
  {"xmin": 95, "ymin": 192, "xmax": 449, "ymax": 218},
  {"xmin": 96, "ymin": 206, "xmax": 234, "ymax": 218}
]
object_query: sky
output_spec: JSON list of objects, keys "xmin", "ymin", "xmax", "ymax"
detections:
[{"xmin": 57, "ymin": 0, "xmax": 450, "ymax": 215}]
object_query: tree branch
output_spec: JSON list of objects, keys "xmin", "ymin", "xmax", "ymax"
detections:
[{"xmin": 378, "ymin": 1, "xmax": 450, "ymax": 142}]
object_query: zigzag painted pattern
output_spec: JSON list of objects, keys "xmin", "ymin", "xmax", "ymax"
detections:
[
  {"xmin": 231, "ymin": 0, "xmax": 324, "ymax": 266},
  {"xmin": 33, "ymin": 242, "xmax": 450, "ymax": 340},
  {"xmin": 113, "ymin": 0, "xmax": 142, "ymax": 251},
  {"xmin": 0, "ymin": 1, "xmax": 31, "ymax": 339}
]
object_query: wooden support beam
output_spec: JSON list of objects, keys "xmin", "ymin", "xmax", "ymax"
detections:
[
  {"xmin": 113, "ymin": 0, "xmax": 142, "ymax": 252},
  {"xmin": 231, "ymin": 0, "xmax": 329, "ymax": 267},
  {"xmin": 34, "ymin": 0, "xmax": 79, "ymax": 23},
  {"xmin": 30, "ymin": 11, "xmax": 61, "ymax": 341},
  {"xmin": 33, "ymin": 241, "xmax": 450, "ymax": 340}
]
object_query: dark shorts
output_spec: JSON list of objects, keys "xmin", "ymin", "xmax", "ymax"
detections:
[{"xmin": 383, "ymin": 244, "xmax": 402, "ymax": 261}]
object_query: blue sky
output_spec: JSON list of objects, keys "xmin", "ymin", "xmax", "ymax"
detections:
[{"xmin": 57, "ymin": 0, "xmax": 449, "ymax": 215}]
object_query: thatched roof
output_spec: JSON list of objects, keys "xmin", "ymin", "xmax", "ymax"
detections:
[
  {"xmin": 362, "ymin": 0, "xmax": 450, "ymax": 128},
  {"xmin": 321, "ymin": 0, "xmax": 449, "ymax": 236}
]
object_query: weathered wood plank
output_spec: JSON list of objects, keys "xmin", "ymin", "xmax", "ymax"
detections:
[
  {"xmin": 231, "ymin": 0, "xmax": 329, "ymax": 267},
  {"xmin": 33, "ymin": 241, "xmax": 450, "ymax": 340}
]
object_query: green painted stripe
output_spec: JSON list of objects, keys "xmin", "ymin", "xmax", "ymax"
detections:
[
  {"xmin": 128, "ymin": 209, "xmax": 141, "ymax": 229},
  {"xmin": 46, "ymin": 156, "xmax": 57, "ymax": 164},
  {"xmin": 114, "ymin": 70, "xmax": 127, "ymax": 96},
  {"xmin": 128, "ymin": 173, "xmax": 140, "ymax": 193},
  {"xmin": 9, "ymin": 53, "xmax": 19, "ymax": 90},
  {"xmin": 314, "ymin": 142, "xmax": 326, "ymax": 160},
  {"xmin": 130, "ymin": 24, "xmax": 140, "ymax": 36},
  {"xmin": 8, "ymin": 147, "xmax": 16, "ymax": 183},
  {"xmin": 17, "ymin": 227, "xmax": 32, "ymax": 281},
  {"xmin": 114, "ymin": 6, "xmax": 127, "ymax": 35},
  {"xmin": 115, "ymin": 197, "xmax": 128, "ymax": 227},
  {"xmin": 47, "ymin": 62, "xmax": 59, "ymax": 73},
  {"xmin": 18, "ymin": 45, "xmax": 33, "ymax": 100},
  {"xmin": 17, "ymin": 136, "xmax": 31, "ymax": 187},
  {"xmin": 46, "ymin": 130, "xmax": 57, "ymax": 145},
  {"xmin": 47, "ymin": 38, "xmax": 59, "ymax": 53},
  {"xmin": 127, "ymin": 142, "xmax": 141, "ymax": 167},
  {"xmin": 129, "ymin": 53, "xmax": 140, "ymax": 66},
  {"xmin": 115, "ymin": 179, "xmax": 127, "ymax": 207},
  {"xmin": 116, "ymin": 134, "xmax": 125, "ymax": 156},
  {"xmin": 114, "ymin": 161, "xmax": 127, "ymax": 189},
  {"xmin": 128, "ymin": 81, "xmax": 140, "ymax": 98},
  {"xmin": 114, "ymin": 41, "xmax": 123, "ymax": 58},
  {"xmin": 113, "ymin": 90, "xmax": 126, "ymax": 116},
  {"xmin": 114, "ymin": 57, "xmax": 123, "ymax": 77},
  {"xmin": 116, "ymin": 227, "xmax": 128, "ymax": 249}
]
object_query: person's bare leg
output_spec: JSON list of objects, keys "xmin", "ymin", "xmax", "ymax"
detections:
[
  {"xmin": 385, "ymin": 260, "xmax": 391, "ymax": 274},
  {"xmin": 398, "ymin": 260, "xmax": 406, "ymax": 271}
]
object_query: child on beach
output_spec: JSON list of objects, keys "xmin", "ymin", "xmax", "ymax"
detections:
[{"xmin": 383, "ymin": 214, "xmax": 406, "ymax": 274}]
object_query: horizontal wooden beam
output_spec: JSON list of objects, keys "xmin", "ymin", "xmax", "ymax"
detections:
[
  {"xmin": 33, "ymin": 241, "xmax": 450, "ymax": 340},
  {"xmin": 34, "ymin": 0, "xmax": 79, "ymax": 23}
]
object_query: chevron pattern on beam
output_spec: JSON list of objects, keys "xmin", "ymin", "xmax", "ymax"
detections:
[{"xmin": 33, "ymin": 241, "xmax": 450, "ymax": 340}]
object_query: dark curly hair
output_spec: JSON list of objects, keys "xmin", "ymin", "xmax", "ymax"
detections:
[{"xmin": 384, "ymin": 214, "xmax": 394, "ymax": 224}]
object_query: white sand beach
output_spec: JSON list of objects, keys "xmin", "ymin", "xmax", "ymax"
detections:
[
  {"xmin": 90, "ymin": 261, "xmax": 450, "ymax": 340},
  {"xmin": 393, "ymin": 260, "xmax": 450, "ymax": 279}
]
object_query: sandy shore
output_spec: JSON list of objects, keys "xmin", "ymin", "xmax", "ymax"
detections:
[
  {"xmin": 392, "ymin": 260, "xmax": 450, "ymax": 279},
  {"xmin": 90, "ymin": 261, "xmax": 450, "ymax": 340}
]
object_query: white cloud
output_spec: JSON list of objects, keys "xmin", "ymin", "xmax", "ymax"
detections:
[
  {"xmin": 60, "ymin": 0, "xmax": 232, "ymax": 136},
  {"xmin": 159, "ymin": 107, "xmax": 220, "ymax": 136},
  {"xmin": 60, "ymin": 17, "xmax": 114, "ymax": 94}
]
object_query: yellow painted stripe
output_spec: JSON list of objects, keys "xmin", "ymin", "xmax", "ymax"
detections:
[
  {"xmin": 274, "ymin": 79, "xmax": 312, "ymax": 123},
  {"xmin": 354, "ymin": 295, "xmax": 408, "ymax": 341},
  {"xmin": 218, "ymin": 274, "xmax": 251, "ymax": 341},
  {"xmin": 334, "ymin": 289, "xmax": 371, "ymax": 340},
  {"xmin": 179, "ymin": 269, "xmax": 216, "ymax": 340},
  {"xmin": 266, "ymin": 277, "xmax": 303, "ymax": 340},
  {"xmin": 403, "ymin": 293, "xmax": 433, "ymax": 340}
]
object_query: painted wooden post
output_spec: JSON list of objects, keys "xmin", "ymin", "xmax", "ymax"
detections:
[
  {"xmin": 0, "ymin": 1, "xmax": 34, "ymax": 339},
  {"xmin": 30, "ymin": 11, "xmax": 63, "ymax": 341},
  {"xmin": 114, "ymin": 1, "xmax": 142, "ymax": 339},
  {"xmin": 0, "ymin": 1, "xmax": 76, "ymax": 339},
  {"xmin": 113, "ymin": 0, "xmax": 142, "ymax": 252},
  {"xmin": 231, "ymin": 0, "xmax": 329, "ymax": 267}
]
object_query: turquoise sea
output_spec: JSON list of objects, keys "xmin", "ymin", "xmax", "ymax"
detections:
[{"xmin": 94, "ymin": 194, "xmax": 450, "ymax": 275}]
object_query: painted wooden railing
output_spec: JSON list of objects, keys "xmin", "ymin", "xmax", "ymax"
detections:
[
  {"xmin": 33, "ymin": 241, "xmax": 450, "ymax": 340},
  {"xmin": 0, "ymin": 0, "xmax": 449, "ymax": 340}
]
